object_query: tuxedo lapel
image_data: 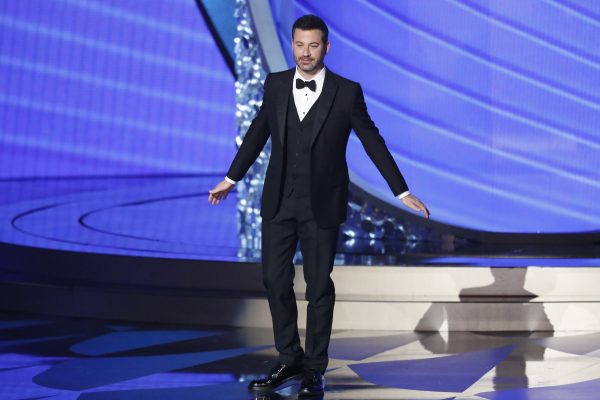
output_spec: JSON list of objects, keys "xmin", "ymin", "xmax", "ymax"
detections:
[
  {"xmin": 310, "ymin": 70, "xmax": 338, "ymax": 148},
  {"xmin": 273, "ymin": 67, "xmax": 337, "ymax": 147},
  {"xmin": 275, "ymin": 69, "xmax": 294, "ymax": 145}
]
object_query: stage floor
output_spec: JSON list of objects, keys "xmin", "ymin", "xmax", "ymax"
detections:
[
  {"xmin": 1, "ymin": 175, "xmax": 599, "ymax": 267},
  {"xmin": 2, "ymin": 311, "xmax": 600, "ymax": 399}
]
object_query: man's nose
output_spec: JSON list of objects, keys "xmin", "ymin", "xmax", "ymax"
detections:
[{"xmin": 302, "ymin": 47, "xmax": 310, "ymax": 57}]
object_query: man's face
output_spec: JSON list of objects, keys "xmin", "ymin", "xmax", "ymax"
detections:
[{"xmin": 292, "ymin": 29, "xmax": 329, "ymax": 75}]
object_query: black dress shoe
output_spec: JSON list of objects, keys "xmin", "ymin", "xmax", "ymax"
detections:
[
  {"xmin": 298, "ymin": 372, "xmax": 325, "ymax": 397},
  {"xmin": 248, "ymin": 363, "xmax": 303, "ymax": 392}
]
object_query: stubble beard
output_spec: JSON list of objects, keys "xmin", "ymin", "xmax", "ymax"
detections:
[{"xmin": 296, "ymin": 55, "xmax": 324, "ymax": 75}]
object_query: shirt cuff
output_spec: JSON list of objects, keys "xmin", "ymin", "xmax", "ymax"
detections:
[
  {"xmin": 224, "ymin": 176, "xmax": 237, "ymax": 185},
  {"xmin": 397, "ymin": 190, "xmax": 410, "ymax": 200}
]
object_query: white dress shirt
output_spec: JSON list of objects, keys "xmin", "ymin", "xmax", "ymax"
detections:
[
  {"xmin": 293, "ymin": 66, "xmax": 326, "ymax": 121},
  {"xmin": 225, "ymin": 67, "xmax": 410, "ymax": 200}
]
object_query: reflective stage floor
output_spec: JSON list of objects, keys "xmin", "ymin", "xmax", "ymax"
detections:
[{"xmin": 2, "ymin": 312, "xmax": 600, "ymax": 400}]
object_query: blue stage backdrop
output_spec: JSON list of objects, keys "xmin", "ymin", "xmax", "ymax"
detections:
[
  {"xmin": 2, "ymin": 0, "xmax": 600, "ymax": 236},
  {"xmin": 270, "ymin": 0, "xmax": 600, "ymax": 234},
  {"xmin": 0, "ymin": 0, "xmax": 235, "ymax": 177}
]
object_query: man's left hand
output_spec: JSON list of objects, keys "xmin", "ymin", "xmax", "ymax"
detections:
[{"xmin": 401, "ymin": 194, "xmax": 430, "ymax": 219}]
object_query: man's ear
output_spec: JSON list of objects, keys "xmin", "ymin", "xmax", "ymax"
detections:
[{"xmin": 325, "ymin": 40, "xmax": 330, "ymax": 54}]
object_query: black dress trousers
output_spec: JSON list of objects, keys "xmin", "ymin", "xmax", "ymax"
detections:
[{"xmin": 261, "ymin": 188, "xmax": 339, "ymax": 373}]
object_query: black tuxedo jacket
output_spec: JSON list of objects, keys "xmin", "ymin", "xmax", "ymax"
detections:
[{"xmin": 226, "ymin": 67, "xmax": 409, "ymax": 228}]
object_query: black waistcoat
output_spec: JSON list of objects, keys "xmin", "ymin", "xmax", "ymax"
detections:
[{"xmin": 281, "ymin": 93, "xmax": 321, "ymax": 198}]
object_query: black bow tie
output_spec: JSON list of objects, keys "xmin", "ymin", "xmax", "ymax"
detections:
[{"xmin": 296, "ymin": 78, "xmax": 317, "ymax": 92}]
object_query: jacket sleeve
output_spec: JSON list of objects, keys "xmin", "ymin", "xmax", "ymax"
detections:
[
  {"xmin": 225, "ymin": 74, "xmax": 272, "ymax": 182},
  {"xmin": 350, "ymin": 83, "xmax": 409, "ymax": 196}
]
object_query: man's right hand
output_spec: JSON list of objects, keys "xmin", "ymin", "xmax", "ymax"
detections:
[{"xmin": 208, "ymin": 180, "xmax": 235, "ymax": 205}]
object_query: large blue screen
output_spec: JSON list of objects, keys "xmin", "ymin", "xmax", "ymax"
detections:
[
  {"xmin": 0, "ymin": 0, "xmax": 235, "ymax": 177},
  {"xmin": 270, "ymin": 0, "xmax": 600, "ymax": 234}
]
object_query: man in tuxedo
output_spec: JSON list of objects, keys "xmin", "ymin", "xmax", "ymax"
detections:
[{"xmin": 209, "ymin": 14, "xmax": 429, "ymax": 397}]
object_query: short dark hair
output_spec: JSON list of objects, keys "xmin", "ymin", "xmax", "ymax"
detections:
[{"xmin": 292, "ymin": 14, "xmax": 329, "ymax": 44}]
